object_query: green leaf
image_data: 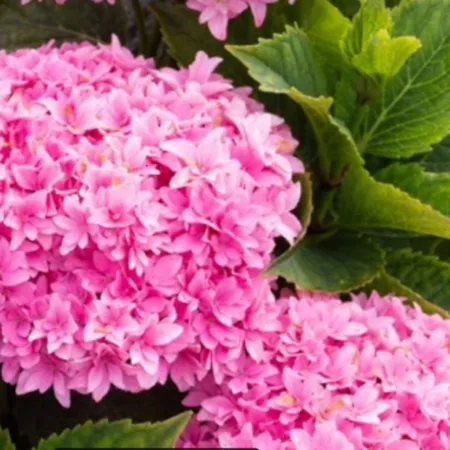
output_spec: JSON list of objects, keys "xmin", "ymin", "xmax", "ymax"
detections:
[
  {"xmin": 34, "ymin": 412, "xmax": 192, "ymax": 450},
  {"xmin": 366, "ymin": 271, "xmax": 450, "ymax": 317},
  {"xmin": 342, "ymin": 0, "xmax": 392, "ymax": 59},
  {"xmin": 375, "ymin": 163, "xmax": 450, "ymax": 215},
  {"xmin": 0, "ymin": 0, "xmax": 127, "ymax": 49},
  {"xmin": 333, "ymin": 69, "xmax": 361, "ymax": 125},
  {"xmin": 227, "ymin": 26, "xmax": 328, "ymax": 97},
  {"xmin": 337, "ymin": 166, "xmax": 450, "ymax": 238},
  {"xmin": 0, "ymin": 428, "xmax": 15, "ymax": 450},
  {"xmin": 352, "ymin": 29, "xmax": 421, "ymax": 86},
  {"xmin": 294, "ymin": 0, "xmax": 351, "ymax": 70},
  {"xmin": 383, "ymin": 248, "xmax": 450, "ymax": 312},
  {"xmin": 266, "ymin": 231, "xmax": 384, "ymax": 293},
  {"xmin": 296, "ymin": 173, "xmax": 314, "ymax": 240},
  {"xmin": 357, "ymin": 0, "xmax": 450, "ymax": 158},
  {"xmin": 288, "ymin": 91, "xmax": 364, "ymax": 181},
  {"xmin": 421, "ymin": 136, "xmax": 450, "ymax": 173}
]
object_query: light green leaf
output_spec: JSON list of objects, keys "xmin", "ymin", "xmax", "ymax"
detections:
[
  {"xmin": 34, "ymin": 412, "xmax": 192, "ymax": 450},
  {"xmin": 421, "ymin": 136, "xmax": 450, "ymax": 173},
  {"xmin": 375, "ymin": 163, "xmax": 450, "ymax": 215},
  {"xmin": 342, "ymin": 0, "xmax": 392, "ymax": 59},
  {"xmin": 266, "ymin": 231, "xmax": 384, "ymax": 293},
  {"xmin": 383, "ymin": 248, "xmax": 450, "ymax": 312},
  {"xmin": 366, "ymin": 271, "xmax": 450, "ymax": 317},
  {"xmin": 352, "ymin": 29, "xmax": 421, "ymax": 86},
  {"xmin": 0, "ymin": 0, "xmax": 127, "ymax": 49},
  {"xmin": 357, "ymin": 0, "xmax": 450, "ymax": 158},
  {"xmin": 337, "ymin": 166, "xmax": 450, "ymax": 238},
  {"xmin": 0, "ymin": 428, "xmax": 15, "ymax": 450},
  {"xmin": 227, "ymin": 26, "xmax": 328, "ymax": 97},
  {"xmin": 295, "ymin": 173, "xmax": 314, "ymax": 240}
]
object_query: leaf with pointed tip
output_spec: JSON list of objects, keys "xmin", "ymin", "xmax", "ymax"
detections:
[
  {"xmin": 227, "ymin": 26, "xmax": 328, "ymax": 97},
  {"xmin": 383, "ymin": 249, "xmax": 450, "ymax": 312},
  {"xmin": 342, "ymin": 0, "xmax": 392, "ymax": 59},
  {"xmin": 0, "ymin": 0, "xmax": 127, "ymax": 50},
  {"xmin": 375, "ymin": 163, "xmax": 450, "ymax": 216},
  {"xmin": 352, "ymin": 29, "xmax": 421, "ymax": 86},
  {"xmin": 34, "ymin": 412, "xmax": 192, "ymax": 450},
  {"xmin": 266, "ymin": 231, "xmax": 384, "ymax": 293},
  {"xmin": 0, "ymin": 428, "xmax": 15, "ymax": 450},
  {"xmin": 356, "ymin": 0, "xmax": 450, "ymax": 158},
  {"xmin": 288, "ymin": 91, "xmax": 364, "ymax": 181},
  {"xmin": 337, "ymin": 166, "xmax": 450, "ymax": 238}
]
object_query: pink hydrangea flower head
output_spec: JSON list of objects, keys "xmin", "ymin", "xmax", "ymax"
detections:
[
  {"xmin": 178, "ymin": 291, "xmax": 450, "ymax": 449},
  {"xmin": 0, "ymin": 37, "xmax": 301, "ymax": 406}
]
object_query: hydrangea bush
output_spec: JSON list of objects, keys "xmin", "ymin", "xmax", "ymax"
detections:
[{"xmin": 1, "ymin": 0, "xmax": 450, "ymax": 449}]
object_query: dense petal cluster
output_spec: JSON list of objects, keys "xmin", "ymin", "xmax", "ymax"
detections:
[
  {"xmin": 178, "ymin": 291, "xmax": 450, "ymax": 450},
  {"xmin": 0, "ymin": 38, "xmax": 301, "ymax": 406},
  {"xmin": 187, "ymin": 0, "xmax": 296, "ymax": 40}
]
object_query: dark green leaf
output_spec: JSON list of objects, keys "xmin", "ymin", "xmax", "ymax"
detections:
[
  {"xmin": 266, "ymin": 231, "xmax": 384, "ymax": 293},
  {"xmin": 227, "ymin": 26, "xmax": 328, "ymax": 97},
  {"xmin": 287, "ymin": 91, "xmax": 364, "ymax": 181},
  {"xmin": 357, "ymin": 0, "xmax": 450, "ymax": 158},
  {"xmin": 384, "ymin": 248, "xmax": 450, "ymax": 312},
  {"xmin": 330, "ymin": 0, "xmax": 360, "ymax": 17},
  {"xmin": 421, "ymin": 136, "xmax": 450, "ymax": 173},
  {"xmin": 0, "ymin": 0, "xmax": 127, "ymax": 49},
  {"xmin": 337, "ymin": 166, "xmax": 450, "ymax": 238},
  {"xmin": 375, "ymin": 163, "xmax": 450, "ymax": 215},
  {"xmin": 34, "ymin": 412, "xmax": 192, "ymax": 450}
]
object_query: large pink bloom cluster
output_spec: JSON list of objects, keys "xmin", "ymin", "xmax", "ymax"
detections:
[
  {"xmin": 0, "ymin": 38, "xmax": 302, "ymax": 406},
  {"xmin": 187, "ymin": 0, "xmax": 296, "ymax": 40},
  {"xmin": 178, "ymin": 291, "xmax": 450, "ymax": 450}
]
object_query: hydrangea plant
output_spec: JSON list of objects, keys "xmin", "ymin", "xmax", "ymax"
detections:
[{"xmin": 1, "ymin": 0, "xmax": 450, "ymax": 449}]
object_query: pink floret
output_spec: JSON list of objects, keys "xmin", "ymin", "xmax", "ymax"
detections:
[{"xmin": 0, "ymin": 36, "xmax": 302, "ymax": 406}]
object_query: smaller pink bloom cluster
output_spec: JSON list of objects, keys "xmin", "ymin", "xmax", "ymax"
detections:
[
  {"xmin": 178, "ymin": 291, "xmax": 450, "ymax": 450},
  {"xmin": 187, "ymin": 0, "xmax": 296, "ymax": 40},
  {"xmin": 0, "ymin": 39, "xmax": 301, "ymax": 406}
]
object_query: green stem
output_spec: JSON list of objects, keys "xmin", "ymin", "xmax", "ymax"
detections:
[{"xmin": 131, "ymin": 0, "xmax": 150, "ymax": 56}]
